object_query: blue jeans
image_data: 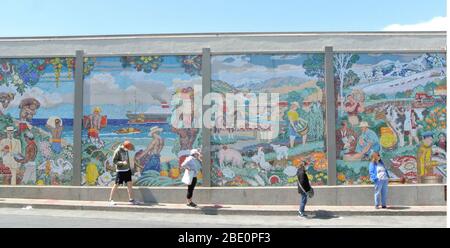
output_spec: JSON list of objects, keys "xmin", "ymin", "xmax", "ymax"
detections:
[
  {"xmin": 299, "ymin": 191, "xmax": 308, "ymax": 213},
  {"xmin": 374, "ymin": 179, "xmax": 388, "ymax": 207}
]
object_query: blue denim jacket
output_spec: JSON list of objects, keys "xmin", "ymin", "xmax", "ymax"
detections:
[{"xmin": 369, "ymin": 160, "xmax": 390, "ymax": 183}]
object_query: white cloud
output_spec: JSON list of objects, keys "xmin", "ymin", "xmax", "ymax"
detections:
[
  {"xmin": 212, "ymin": 57, "xmax": 309, "ymax": 87},
  {"xmin": 10, "ymin": 87, "xmax": 73, "ymax": 108},
  {"xmin": 383, "ymin": 16, "xmax": 447, "ymax": 31},
  {"xmin": 84, "ymin": 73, "xmax": 170, "ymax": 106}
]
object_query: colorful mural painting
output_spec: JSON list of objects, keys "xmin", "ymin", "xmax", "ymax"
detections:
[
  {"xmin": 81, "ymin": 55, "xmax": 203, "ymax": 186},
  {"xmin": 210, "ymin": 54, "xmax": 327, "ymax": 186},
  {"xmin": 0, "ymin": 57, "xmax": 77, "ymax": 185},
  {"xmin": 335, "ymin": 53, "xmax": 447, "ymax": 184}
]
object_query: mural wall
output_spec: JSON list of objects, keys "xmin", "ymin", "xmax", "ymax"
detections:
[
  {"xmin": 0, "ymin": 58, "xmax": 75, "ymax": 185},
  {"xmin": 210, "ymin": 54, "xmax": 327, "ymax": 186},
  {"xmin": 81, "ymin": 55, "xmax": 203, "ymax": 186},
  {"xmin": 335, "ymin": 53, "xmax": 447, "ymax": 184}
]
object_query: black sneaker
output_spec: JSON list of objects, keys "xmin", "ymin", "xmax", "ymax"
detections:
[
  {"xmin": 187, "ymin": 202, "xmax": 198, "ymax": 207},
  {"xmin": 382, "ymin": 206, "xmax": 387, "ymax": 209},
  {"xmin": 298, "ymin": 212, "xmax": 307, "ymax": 218}
]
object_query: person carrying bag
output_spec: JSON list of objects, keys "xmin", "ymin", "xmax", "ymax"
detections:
[
  {"xmin": 181, "ymin": 149, "xmax": 202, "ymax": 207},
  {"xmin": 296, "ymin": 161, "xmax": 313, "ymax": 218}
]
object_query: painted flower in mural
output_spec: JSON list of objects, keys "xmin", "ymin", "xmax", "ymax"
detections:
[
  {"xmin": 178, "ymin": 55, "xmax": 202, "ymax": 76},
  {"xmin": 120, "ymin": 56, "xmax": 163, "ymax": 73},
  {"xmin": 421, "ymin": 106, "xmax": 446, "ymax": 131},
  {"xmin": 39, "ymin": 141, "xmax": 53, "ymax": 160}
]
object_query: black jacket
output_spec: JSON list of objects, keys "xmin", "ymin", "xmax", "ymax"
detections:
[{"xmin": 297, "ymin": 167, "xmax": 312, "ymax": 194}]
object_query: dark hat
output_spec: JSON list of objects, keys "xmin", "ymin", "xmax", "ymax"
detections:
[
  {"xmin": 19, "ymin": 98, "xmax": 41, "ymax": 109},
  {"xmin": 422, "ymin": 131, "xmax": 434, "ymax": 138}
]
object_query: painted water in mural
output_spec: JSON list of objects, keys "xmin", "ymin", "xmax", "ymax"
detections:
[
  {"xmin": 0, "ymin": 58, "xmax": 76, "ymax": 185},
  {"xmin": 335, "ymin": 53, "xmax": 447, "ymax": 184},
  {"xmin": 210, "ymin": 54, "xmax": 327, "ymax": 186},
  {"xmin": 81, "ymin": 55, "xmax": 203, "ymax": 186}
]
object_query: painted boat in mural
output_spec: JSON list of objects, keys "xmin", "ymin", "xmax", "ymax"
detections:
[
  {"xmin": 126, "ymin": 102, "xmax": 171, "ymax": 124},
  {"xmin": 113, "ymin": 127, "xmax": 142, "ymax": 135}
]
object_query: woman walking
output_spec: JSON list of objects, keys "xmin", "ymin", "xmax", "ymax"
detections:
[
  {"xmin": 369, "ymin": 152, "xmax": 390, "ymax": 209},
  {"xmin": 181, "ymin": 149, "xmax": 202, "ymax": 207},
  {"xmin": 296, "ymin": 161, "xmax": 312, "ymax": 218}
]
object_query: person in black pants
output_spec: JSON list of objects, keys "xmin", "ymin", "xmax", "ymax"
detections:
[
  {"xmin": 297, "ymin": 161, "xmax": 312, "ymax": 218},
  {"xmin": 181, "ymin": 149, "xmax": 202, "ymax": 207}
]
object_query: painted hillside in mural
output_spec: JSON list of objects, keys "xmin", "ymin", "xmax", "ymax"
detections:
[
  {"xmin": 335, "ymin": 53, "xmax": 447, "ymax": 184},
  {"xmin": 81, "ymin": 55, "xmax": 203, "ymax": 186},
  {"xmin": 211, "ymin": 54, "xmax": 327, "ymax": 186},
  {"xmin": 0, "ymin": 58, "xmax": 77, "ymax": 185}
]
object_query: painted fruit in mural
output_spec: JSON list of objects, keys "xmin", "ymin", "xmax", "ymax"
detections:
[
  {"xmin": 169, "ymin": 168, "xmax": 180, "ymax": 179},
  {"xmin": 380, "ymin": 127, "xmax": 397, "ymax": 149},
  {"xmin": 160, "ymin": 170, "xmax": 169, "ymax": 177}
]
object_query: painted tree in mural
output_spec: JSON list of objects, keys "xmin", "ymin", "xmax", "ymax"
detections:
[
  {"xmin": 120, "ymin": 56, "xmax": 163, "ymax": 73},
  {"xmin": 304, "ymin": 54, "xmax": 327, "ymax": 104},
  {"xmin": 303, "ymin": 54, "xmax": 325, "ymax": 80},
  {"xmin": 333, "ymin": 54, "xmax": 360, "ymax": 110}
]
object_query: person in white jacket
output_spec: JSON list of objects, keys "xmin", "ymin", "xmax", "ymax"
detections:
[{"xmin": 181, "ymin": 149, "xmax": 202, "ymax": 207}]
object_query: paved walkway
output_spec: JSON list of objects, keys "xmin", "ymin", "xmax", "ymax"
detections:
[{"xmin": 0, "ymin": 198, "xmax": 446, "ymax": 216}]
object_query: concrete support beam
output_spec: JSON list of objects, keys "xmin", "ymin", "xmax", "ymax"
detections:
[
  {"xmin": 72, "ymin": 50, "xmax": 84, "ymax": 186},
  {"xmin": 325, "ymin": 46, "xmax": 337, "ymax": 185},
  {"xmin": 201, "ymin": 48, "xmax": 212, "ymax": 187}
]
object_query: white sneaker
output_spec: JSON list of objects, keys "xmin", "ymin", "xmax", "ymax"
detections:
[{"xmin": 108, "ymin": 200, "xmax": 116, "ymax": 206}]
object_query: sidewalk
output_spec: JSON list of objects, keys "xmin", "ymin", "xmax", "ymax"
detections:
[{"xmin": 0, "ymin": 198, "xmax": 446, "ymax": 216}]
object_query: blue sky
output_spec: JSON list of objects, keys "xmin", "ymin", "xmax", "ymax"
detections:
[{"xmin": 0, "ymin": 0, "xmax": 446, "ymax": 36}]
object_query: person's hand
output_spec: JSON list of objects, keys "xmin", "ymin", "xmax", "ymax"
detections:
[{"xmin": 359, "ymin": 138, "xmax": 364, "ymax": 145}]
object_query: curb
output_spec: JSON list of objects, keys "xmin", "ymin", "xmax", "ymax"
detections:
[{"xmin": 0, "ymin": 202, "xmax": 445, "ymax": 216}]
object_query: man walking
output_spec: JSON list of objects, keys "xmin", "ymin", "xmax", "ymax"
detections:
[{"xmin": 108, "ymin": 140, "xmax": 138, "ymax": 205}]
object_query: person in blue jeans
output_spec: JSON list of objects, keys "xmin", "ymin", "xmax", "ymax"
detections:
[
  {"xmin": 369, "ymin": 152, "xmax": 390, "ymax": 209},
  {"xmin": 296, "ymin": 161, "xmax": 312, "ymax": 217}
]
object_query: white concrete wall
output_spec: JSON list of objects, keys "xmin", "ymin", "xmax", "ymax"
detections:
[{"xmin": 0, "ymin": 32, "xmax": 446, "ymax": 57}]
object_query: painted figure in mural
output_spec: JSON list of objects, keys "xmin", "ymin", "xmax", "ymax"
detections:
[
  {"xmin": 403, "ymin": 105, "xmax": 420, "ymax": 146},
  {"xmin": 137, "ymin": 126, "xmax": 164, "ymax": 173},
  {"xmin": 84, "ymin": 107, "xmax": 107, "ymax": 145},
  {"xmin": 369, "ymin": 152, "xmax": 389, "ymax": 209},
  {"xmin": 14, "ymin": 131, "xmax": 37, "ymax": 184},
  {"xmin": 355, "ymin": 121, "xmax": 381, "ymax": 160},
  {"xmin": 344, "ymin": 94, "xmax": 364, "ymax": 127},
  {"xmin": 46, "ymin": 116, "xmax": 63, "ymax": 154},
  {"xmin": 0, "ymin": 92, "xmax": 15, "ymax": 115},
  {"xmin": 287, "ymin": 102, "xmax": 308, "ymax": 148},
  {"xmin": 437, "ymin": 133, "xmax": 446, "ymax": 151},
  {"xmin": 19, "ymin": 98, "xmax": 40, "ymax": 123},
  {"xmin": 336, "ymin": 121, "xmax": 357, "ymax": 157},
  {"xmin": 0, "ymin": 126, "xmax": 22, "ymax": 185},
  {"xmin": 416, "ymin": 132, "xmax": 439, "ymax": 180}
]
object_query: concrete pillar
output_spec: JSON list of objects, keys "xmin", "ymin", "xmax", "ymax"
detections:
[
  {"xmin": 201, "ymin": 48, "xmax": 212, "ymax": 187},
  {"xmin": 324, "ymin": 46, "xmax": 337, "ymax": 185},
  {"xmin": 72, "ymin": 50, "xmax": 84, "ymax": 186}
]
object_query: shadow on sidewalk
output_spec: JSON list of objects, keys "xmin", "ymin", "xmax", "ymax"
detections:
[
  {"xmin": 385, "ymin": 206, "xmax": 410, "ymax": 210},
  {"xmin": 310, "ymin": 210, "xmax": 340, "ymax": 219},
  {"xmin": 198, "ymin": 204, "xmax": 229, "ymax": 215}
]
